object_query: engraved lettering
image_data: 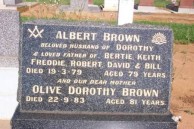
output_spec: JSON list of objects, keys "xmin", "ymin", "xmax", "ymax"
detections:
[
  {"xmin": 104, "ymin": 53, "xmax": 133, "ymax": 60},
  {"xmin": 106, "ymin": 98, "xmax": 125, "ymax": 105},
  {"xmin": 116, "ymin": 44, "xmax": 153, "ymax": 51},
  {"xmin": 31, "ymin": 59, "xmax": 65, "ymax": 66},
  {"xmin": 70, "ymin": 60, "xmax": 102, "ymax": 68},
  {"xmin": 144, "ymin": 63, "xmax": 161, "ymax": 70},
  {"xmin": 40, "ymin": 43, "xmax": 67, "ymax": 48},
  {"xmin": 110, "ymin": 80, "xmax": 136, "ymax": 86},
  {"xmin": 137, "ymin": 54, "xmax": 161, "ymax": 61},
  {"xmin": 103, "ymin": 33, "xmax": 140, "ymax": 42},
  {"xmin": 89, "ymin": 80, "xmax": 107, "ymax": 85},
  {"xmin": 104, "ymin": 70, "xmax": 123, "ymax": 77},
  {"xmin": 63, "ymin": 53, "xmax": 87, "ymax": 58},
  {"xmin": 142, "ymin": 99, "xmax": 165, "ymax": 106},
  {"xmin": 41, "ymin": 52, "xmax": 61, "ymax": 57},
  {"xmin": 107, "ymin": 62, "xmax": 130, "ymax": 68},
  {"xmin": 26, "ymin": 68, "xmax": 43, "ymax": 74},
  {"xmin": 122, "ymin": 89, "xmax": 159, "ymax": 97},
  {"xmin": 57, "ymin": 79, "xmax": 71, "ymax": 84},
  {"xmin": 143, "ymin": 72, "xmax": 166, "ymax": 78},
  {"xmin": 56, "ymin": 31, "xmax": 97, "ymax": 40},
  {"xmin": 32, "ymin": 85, "xmax": 62, "ymax": 94},
  {"xmin": 69, "ymin": 44, "xmax": 99, "ymax": 49},
  {"xmin": 26, "ymin": 96, "xmax": 43, "ymax": 102},
  {"xmin": 74, "ymin": 79, "xmax": 87, "ymax": 84},
  {"xmin": 68, "ymin": 86, "xmax": 116, "ymax": 96}
]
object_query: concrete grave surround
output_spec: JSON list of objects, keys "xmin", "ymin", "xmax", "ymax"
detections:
[
  {"xmin": 137, "ymin": 0, "xmax": 170, "ymax": 13},
  {"xmin": 0, "ymin": 9, "xmax": 19, "ymax": 120},
  {"xmin": 178, "ymin": 0, "xmax": 194, "ymax": 14},
  {"xmin": 0, "ymin": 10, "xmax": 20, "ymax": 67},
  {"xmin": 0, "ymin": 0, "xmax": 17, "ymax": 9},
  {"xmin": 4, "ymin": 0, "xmax": 22, "ymax": 5},
  {"xmin": 0, "ymin": 68, "xmax": 18, "ymax": 119},
  {"xmin": 178, "ymin": 8, "xmax": 194, "ymax": 14}
]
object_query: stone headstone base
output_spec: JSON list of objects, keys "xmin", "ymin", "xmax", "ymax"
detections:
[
  {"xmin": 12, "ymin": 106, "xmax": 177, "ymax": 129},
  {"xmin": 0, "ymin": 57, "xmax": 18, "ymax": 67},
  {"xmin": 0, "ymin": 68, "xmax": 18, "ymax": 119}
]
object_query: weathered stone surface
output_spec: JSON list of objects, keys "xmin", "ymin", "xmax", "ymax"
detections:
[
  {"xmin": 18, "ymin": 20, "xmax": 173, "ymax": 114},
  {"xmin": 12, "ymin": 105, "xmax": 177, "ymax": 129},
  {"xmin": 4, "ymin": 0, "xmax": 22, "ymax": 5},
  {"xmin": 0, "ymin": 10, "xmax": 20, "ymax": 67}
]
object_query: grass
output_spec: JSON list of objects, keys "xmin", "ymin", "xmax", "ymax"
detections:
[
  {"xmin": 96, "ymin": 0, "xmax": 170, "ymax": 7},
  {"xmin": 93, "ymin": 0, "xmax": 103, "ymax": 5},
  {"xmin": 24, "ymin": 0, "xmax": 103, "ymax": 5},
  {"xmin": 23, "ymin": 0, "xmax": 172, "ymax": 8},
  {"xmin": 184, "ymin": 110, "xmax": 194, "ymax": 115},
  {"xmin": 20, "ymin": 16, "xmax": 36, "ymax": 22},
  {"xmin": 20, "ymin": 16, "xmax": 117, "ymax": 24},
  {"xmin": 136, "ymin": 21, "xmax": 194, "ymax": 44},
  {"xmin": 23, "ymin": 0, "xmax": 173, "ymax": 7},
  {"xmin": 23, "ymin": 0, "xmax": 70, "ymax": 5},
  {"xmin": 154, "ymin": 0, "xmax": 171, "ymax": 8}
]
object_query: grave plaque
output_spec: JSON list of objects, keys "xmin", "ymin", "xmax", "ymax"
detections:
[
  {"xmin": 18, "ymin": 20, "xmax": 173, "ymax": 114},
  {"xmin": 12, "ymin": 20, "xmax": 177, "ymax": 129}
]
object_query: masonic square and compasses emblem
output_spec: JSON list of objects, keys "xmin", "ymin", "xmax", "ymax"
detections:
[{"xmin": 28, "ymin": 26, "xmax": 44, "ymax": 38}]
